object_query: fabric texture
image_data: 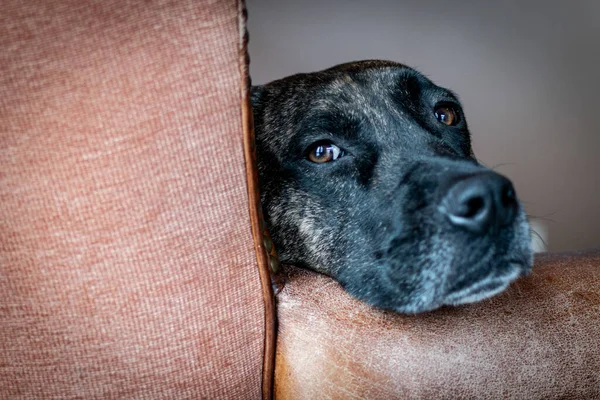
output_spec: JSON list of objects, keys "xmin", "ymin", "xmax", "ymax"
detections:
[
  {"xmin": 275, "ymin": 251, "xmax": 600, "ymax": 399},
  {"xmin": 1, "ymin": 0, "xmax": 265, "ymax": 398}
]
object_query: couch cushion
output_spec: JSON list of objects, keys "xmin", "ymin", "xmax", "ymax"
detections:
[{"xmin": 0, "ymin": 0, "xmax": 267, "ymax": 398}]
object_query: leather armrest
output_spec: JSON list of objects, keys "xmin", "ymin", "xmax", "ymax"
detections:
[{"xmin": 274, "ymin": 251, "xmax": 600, "ymax": 399}]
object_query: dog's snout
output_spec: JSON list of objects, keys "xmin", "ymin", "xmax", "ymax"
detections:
[{"xmin": 442, "ymin": 172, "xmax": 518, "ymax": 232}]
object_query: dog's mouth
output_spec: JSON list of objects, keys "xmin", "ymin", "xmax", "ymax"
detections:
[
  {"xmin": 442, "ymin": 260, "xmax": 529, "ymax": 306},
  {"xmin": 373, "ymin": 198, "xmax": 533, "ymax": 313}
]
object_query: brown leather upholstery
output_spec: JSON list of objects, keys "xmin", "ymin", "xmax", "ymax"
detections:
[
  {"xmin": 0, "ymin": 0, "xmax": 273, "ymax": 398},
  {"xmin": 275, "ymin": 251, "xmax": 600, "ymax": 399}
]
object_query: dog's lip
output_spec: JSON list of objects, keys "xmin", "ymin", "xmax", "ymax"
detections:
[
  {"xmin": 443, "ymin": 262, "xmax": 524, "ymax": 306},
  {"xmin": 509, "ymin": 258, "xmax": 533, "ymax": 276}
]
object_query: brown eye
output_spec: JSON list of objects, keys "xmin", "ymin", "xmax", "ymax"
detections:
[
  {"xmin": 307, "ymin": 142, "xmax": 345, "ymax": 163},
  {"xmin": 434, "ymin": 104, "xmax": 460, "ymax": 126}
]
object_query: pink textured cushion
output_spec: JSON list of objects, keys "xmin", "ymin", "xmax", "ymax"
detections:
[{"xmin": 1, "ymin": 0, "xmax": 265, "ymax": 398}]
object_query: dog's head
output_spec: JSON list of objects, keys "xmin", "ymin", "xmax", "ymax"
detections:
[{"xmin": 251, "ymin": 60, "xmax": 533, "ymax": 313}]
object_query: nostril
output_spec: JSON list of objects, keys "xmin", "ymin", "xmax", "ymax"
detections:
[
  {"xmin": 499, "ymin": 181, "xmax": 518, "ymax": 226},
  {"xmin": 446, "ymin": 189, "xmax": 491, "ymax": 231},
  {"xmin": 463, "ymin": 196, "xmax": 485, "ymax": 219},
  {"xmin": 501, "ymin": 184, "xmax": 516, "ymax": 207}
]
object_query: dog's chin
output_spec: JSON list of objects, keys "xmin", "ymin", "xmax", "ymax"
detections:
[
  {"xmin": 442, "ymin": 261, "xmax": 526, "ymax": 307},
  {"xmin": 378, "ymin": 255, "xmax": 532, "ymax": 314}
]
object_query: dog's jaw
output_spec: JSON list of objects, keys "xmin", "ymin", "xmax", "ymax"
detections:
[{"xmin": 441, "ymin": 208, "xmax": 533, "ymax": 308}]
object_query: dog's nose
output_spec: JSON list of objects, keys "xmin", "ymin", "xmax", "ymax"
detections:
[{"xmin": 442, "ymin": 172, "xmax": 518, "ymax": 232}]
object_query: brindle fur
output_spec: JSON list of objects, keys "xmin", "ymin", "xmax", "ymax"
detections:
[{"xmin": 251, "ymin": 60, "xmax": 532, "ymax": 313}]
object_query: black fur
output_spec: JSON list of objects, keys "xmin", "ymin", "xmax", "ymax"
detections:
[{"xmin": 251, "ymin": 60, "xmax": 532, "ymax": 313}]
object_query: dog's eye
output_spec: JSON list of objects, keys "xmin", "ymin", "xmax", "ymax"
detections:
[
  {"xmin": 434, "ymin": 104, "xmax": 461, "ymax": 126},
  {"xmin": 307, "ymin": 142, "xmax": 345, "ymax": 163}
]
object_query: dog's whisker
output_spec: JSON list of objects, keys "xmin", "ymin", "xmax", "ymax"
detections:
[
  {"xmin": 530, "ymin": 228, "xmax": 548, "ymax": 248},
  {"xmin": 489, "ymin": 162, "xmax": 516, "ymax": 171},
  {"xmin": 526, "ymin": 214, "xmax": 557, "ymax": 224}
]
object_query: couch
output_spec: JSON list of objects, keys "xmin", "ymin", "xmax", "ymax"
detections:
[{"xmin": 1, "ymin": 0, "xmax": 598, "ymax": 398}]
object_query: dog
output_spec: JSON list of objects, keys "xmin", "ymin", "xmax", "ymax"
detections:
[{"xmin": 251, "ymin": 60, "xmax": 533, "ymax": 313}]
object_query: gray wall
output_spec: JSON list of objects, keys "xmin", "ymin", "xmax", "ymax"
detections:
[{"xmin": 246, "ymin": 0, "xmax": 600, "ymax": 252}]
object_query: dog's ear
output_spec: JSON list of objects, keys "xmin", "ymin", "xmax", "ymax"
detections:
[{"xmin": 250, "ymin": 85, "xmax": 265, "ymax": 108}]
